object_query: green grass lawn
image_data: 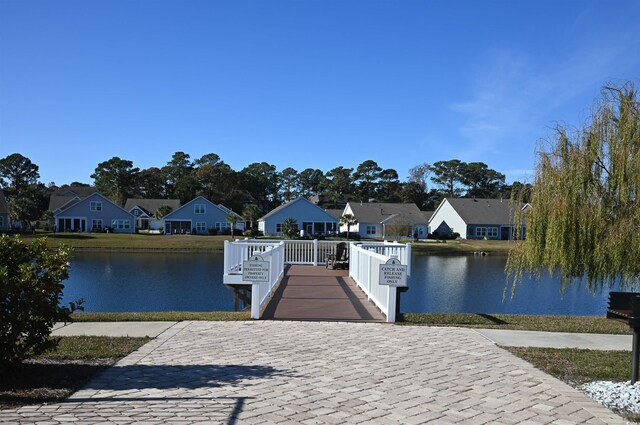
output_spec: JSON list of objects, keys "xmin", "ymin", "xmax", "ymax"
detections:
[
  {"xmin": 23, "ymin": 231, "xmax": 516, "ymax": 253},
  {"xmin": 0, "ymin": 336, "xmax": 150, "ymax": 409},
  {"xmin": 411, "ymin": 239, "xmax": 515, "ymax": 254},
  {"xmin": 21, "ymin": 231, "xmax": 235, "ymax": 250},
  {"xmin": 397, "ymin": 313, "xmax": 632, "ymax": 334}
]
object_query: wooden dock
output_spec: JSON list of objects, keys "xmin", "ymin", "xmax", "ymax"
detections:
[{"xmin": 261, "ymin": 265, "xmax": 385, "ymax": 322}]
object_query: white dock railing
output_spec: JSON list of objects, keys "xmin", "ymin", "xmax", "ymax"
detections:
[
  {"xmin": 249, "ymin": 242, "xmax": 285, "ymax": 319},
  {"xmin": 223, "ymin": 239, "xmax": 411, "ymax": 321},
  {"xmin": 349, "ymin": 242, "xmax": 411, "ymax": 323}
]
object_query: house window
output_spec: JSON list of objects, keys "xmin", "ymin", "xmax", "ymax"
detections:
[
  {"xmin": 133, "ymin": 209, "xmax": 140, "ymax": 216},
  {"xmin": 194, "ymin": 204, "xmax": 206, "ymax": 214},
  {"xmin": 487, "ymin": 227, "xmax": 498, "ymax": 238},
  {"xmin": 111, "ymin": 219, "xmax": 131, "ymax": 230},
  {"xmin": 90, "ymin": 201, "xmax": 102, "ymax": 212},
  {"xmin": 276, "ymin": 223, "xmax": 283, "ymax": 234},
  {"xmin": 366, "ymin": 225, "xmax": 376, "ymax": 235},
  {"xmin": 196, "ymin": 222, "xmax": 207, "ymax": 232},
  {"xmin": 476, "ymin": 227, "xmax": 487, "ymax": 237},
  {"xmin": 215, "ymin": 222, "xmax": 231, "ymax": 230},
  {"xmin": 92, "ymin": 219, "xmax": 103, "ymax": 230},
  {"xmin": 0, "ymin": 216, "xmax": 3, "ymax": 228}
]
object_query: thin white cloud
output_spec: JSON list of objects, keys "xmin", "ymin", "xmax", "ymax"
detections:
[{"xmin": 451, "ymin": 21, "xmax": 640, "ymax": 162}]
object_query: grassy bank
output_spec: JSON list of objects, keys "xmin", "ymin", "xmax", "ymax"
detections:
[
  {"xmin": 0, "ymin": 336, "xmax": 149, "ymax": 409},
  {"xmin": 410, "ymin": 239, "xmax": 514, "ymax": 254},
  {"xmin": 22, "ymin": 231, "xmax": 514, "ymax": 253},
  {"xmin": 69, "ymin": 311, "xmax": 631, "ymax": 334},
  {"xmin": 21, "ymin": 231, "xmax": 235, "ymax": 251},
  {"xmin": 71, "ymin": 311, "xmax": 251, "ymax": 321},
  {"xmin": 398, "ymin": 313, "xmax": 631, "ymax": 334}
]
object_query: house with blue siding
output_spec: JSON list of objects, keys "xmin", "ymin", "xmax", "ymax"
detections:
[
  {"xmin": 0, "ymin": 190, "xmax": 9, "ymax": 232},
  {"xmin": 125, "ymin": 198, "xmax": 181, "ymax": 231},
  {"xmin": 54, "ymin": 192, "xmax": 135, "ymax": 233},
  {"xmin": 258, "ymin": 197, "xmax": 339, "ymax": 237},
  {"xmin": 428, "ymin": 198, "xmax": 529, "ymax": 240},
  {"xmin": 163, "ymin": 196, "xmax": 244, "ymax": 235}
]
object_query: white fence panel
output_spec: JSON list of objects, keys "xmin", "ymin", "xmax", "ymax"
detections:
[{"xmin": 250, "ymin": 242, "xmax": 285, "ymax": 319}]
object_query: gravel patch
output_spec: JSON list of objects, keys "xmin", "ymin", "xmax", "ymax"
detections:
[{"xmin": 580, "ymin": 380, "xmax": 640, "ymax": 417}]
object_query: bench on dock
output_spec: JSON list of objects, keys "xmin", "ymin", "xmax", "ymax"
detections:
[
  {"xmin": 326, "ymin": 242, "xmax": 349, "ymax": 270},
  {"xmin": 606, "ymin": 291, "xmax": 640, "ymax": 383}
]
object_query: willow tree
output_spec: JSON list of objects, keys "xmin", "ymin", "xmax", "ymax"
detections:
[{"xmin": 507, "ymin": 82, "xmax": 640, "ymax": 294}]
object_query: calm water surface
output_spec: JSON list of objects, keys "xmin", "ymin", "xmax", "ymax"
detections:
[{"xmin": 62, "ymin": 252, "xmax": 619, "ymax": 315}]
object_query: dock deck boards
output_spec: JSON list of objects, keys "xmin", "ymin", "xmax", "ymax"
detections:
[{"xmin": 262, "ymin": 265, "xmax": 386, "ymax": 322}]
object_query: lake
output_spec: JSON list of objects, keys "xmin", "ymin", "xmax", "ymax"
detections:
[{"xmin": 61, "ymin": 252, "xmax": 620, "ymax": 316}]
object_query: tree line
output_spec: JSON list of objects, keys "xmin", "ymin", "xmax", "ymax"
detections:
[{"xmin": 0, "ymin": 152, "xmax": 531, "ymax": 226}]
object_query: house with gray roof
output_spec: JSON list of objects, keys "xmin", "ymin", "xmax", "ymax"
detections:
[
  {"xmin": 162, "ymin": 196, "xmax": 244, "ymax": 235},
  {"xmin": 258, "ymin": 197, "xmax": 339, "ymax": 237},
  {"xmin": 48, "ymin": 186, "xmax": 99, "ymax": 214},
  {"xmin": 341, "ymin": 202, "xmax": 429, "ymax": 239},
  {"xmin": 125, "ymin": 198, "xmax": 181, "ymax": 231},
  {"xmin": 428, "ymin": 197, "xmax": 528, "ymax": 240},
  {"xmin": 54, "ymin": 192, "xmax": 135, "ymax": 233},
  {"xmin": 0, "ymin": 190, "xmax": 9, "ymax": 232}
]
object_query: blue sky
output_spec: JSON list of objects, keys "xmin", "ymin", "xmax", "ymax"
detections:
[{"xmin": 1, "ymin": 0, "xmax": 639, "ymax": 186}]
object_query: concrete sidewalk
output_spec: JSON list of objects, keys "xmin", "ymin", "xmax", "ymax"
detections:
[
  {"xmin": 52, "ymin": 321, "xmax": 633, "ymax": 350},
  {"xmin": 476, "ymin": 328, "xmax": 633, "ymax": 350}
]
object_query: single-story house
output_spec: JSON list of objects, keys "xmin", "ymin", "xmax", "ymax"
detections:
[
  {"xmin": 163, "ymin": 196, "xmax": 244, "ymax": 235},
  {"xmin": 54, "ymin": 192, "xmax": 136, "ymax": 233},
  {"xmin": 340, "ymin": 202, "xmax": 429, "ymax": 239},
  {"xmin": 258, "ymin": 197, "xmax": 339, "ymax": 237},
  {"xmin": 124, "ymin": 198, "xmax": 181, "ymax": 231},
  {"xmin": 0, "ymin": 190, "xmax": 9, "ymax": 232},
  {"xmin": 428, "ymin": 197, "xmax": 529, "ymax": 240}
]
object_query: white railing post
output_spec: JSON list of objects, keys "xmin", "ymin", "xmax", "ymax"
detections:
[
  {"xmin": 251, "ymin": 283, "xmax": 260, "ymax": 319},
  {"xmin": 387, "ymin": 286, "xmax": 396, "ymax": 323},
  {"xmin": 313, "ymin": 239, "xmax": 318, "ymax": 266},
  {"xmin": 224, "ymin": 240, "xmax": 231, "ymax": 272}
]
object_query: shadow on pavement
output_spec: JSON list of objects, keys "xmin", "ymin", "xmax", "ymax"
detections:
[{"xmin": 88, "ymin": 363, "xmax": 293, "ymax": 390}]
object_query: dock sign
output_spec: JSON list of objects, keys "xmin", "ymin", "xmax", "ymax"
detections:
[
  {"xmin": 379, "ymin": 258, "xmax": 407, "ymax": 287},
  {"xmin": 243, "ymin": 255, "xmax": 270, "ymax": 282}
]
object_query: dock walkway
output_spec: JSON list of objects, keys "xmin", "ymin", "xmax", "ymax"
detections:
[{"xmin": 261, "ymin": 265, "xmax": 385, "ymax": 322}]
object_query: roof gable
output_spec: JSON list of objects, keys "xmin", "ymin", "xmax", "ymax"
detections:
[
  {"xmin": 345, "ymin": 202, "xmax": 426, "ymax": 225},
  {"xmin": 163, "ymin": 196, "xmax": 236, "ymax": 219},
  {"xmin": 443, "ymin": 198, "xmax": 524, "ymax": 225},
  {"xmin": 54, "ymin": 192, "xmax": 134, "ymax": 217},
  {"xmin": 259, "ymin": 197, "xmax": 338, "ymax": 222},
  {"xmin": 124, "ymin": 199, "xmax": 181, "ymax": 216}
]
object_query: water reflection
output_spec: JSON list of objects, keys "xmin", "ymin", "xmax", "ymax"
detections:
[
  {"xmin": 63, "ymin": 252, "xmax": 621, "ymax": 315},
  {"xmin": 404, "ymin": 254, "xmax": 618, "ymax": 316},
  {"xmin": 62, "ymin": 252, "xmax": 231, "ymax": 312}
]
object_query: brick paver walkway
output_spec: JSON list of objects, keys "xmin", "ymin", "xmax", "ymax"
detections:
[{"xmin": 0, "ymin": 321, "xmax": 627, "ymax": 424}]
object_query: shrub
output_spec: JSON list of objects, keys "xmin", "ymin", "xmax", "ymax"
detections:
[
  {"xmin": 0, "ymin": 236, "xmax": 75, "ymax": 374},
  {"xmin": 208, "ymin": 228, "xmax": 218, "ymax": 235},
  {"xmin": 338, "ymin": 232, "xmax": 361, "ymax": 241},
  {"xmin": 243, "ymin": 229, "xmax": 263, "ymax": 238}
]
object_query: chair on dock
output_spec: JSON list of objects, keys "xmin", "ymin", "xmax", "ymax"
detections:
[{"xmin": 326, "ymin": 242, "xmax": 349, "ymax": 270}]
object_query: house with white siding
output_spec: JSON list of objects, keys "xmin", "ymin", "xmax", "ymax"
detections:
[
  {"xmin": 258, "ymin": 197, "xmax": 339, "ymax": 237},
  {"xmin": 163, "ymin": 196, "xmax": 244, "ymax": 235},
  {"xmin": 340, "ymin": 202, "xmax": 429, "ymax": 239},
  {"xmin": 54, "ymin": 192, "xmax": 135, "ymax": 233},
  {"xmin": 428, "ymin": 198, "xmax": 528, "ymax": 240}
]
